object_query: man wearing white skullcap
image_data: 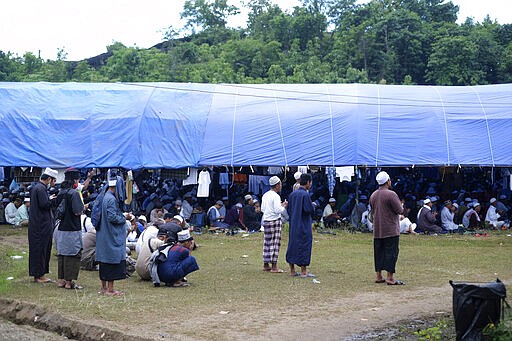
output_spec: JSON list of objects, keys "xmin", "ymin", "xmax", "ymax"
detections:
[
  {"xmin": 485, "ymin": 198, "xmax": 507, "ymax": 230},
  {"xmin": 261, "ymin": 176, "xmax": 287, "ymax": 272},
  {"xmin": 293, "ymin": 171, "xmax": 302, "ymax": 192},
  {"xmin": 28, "ymin": 167, "xmax": 59, "ymax": 283},
  {"xmin": 463, "ymin": 202, "xmax": 482, "ymax": 229},
  {"xmin": 369, "ymin": 171, "xmax": 405, "ymax": 285},
  {"xmin": 417, "ymin": 198, "xmax": 443, "ymax": 234}
]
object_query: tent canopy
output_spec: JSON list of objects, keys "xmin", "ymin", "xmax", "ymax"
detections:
[{"xmin": 1, "ymin": 82, "xmax": 511, "ymax": 169}]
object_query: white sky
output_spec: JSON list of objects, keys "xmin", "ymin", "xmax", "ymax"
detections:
[{"xmin": 1, "ymin": 0, "xmax": 511, "ymax": 61}]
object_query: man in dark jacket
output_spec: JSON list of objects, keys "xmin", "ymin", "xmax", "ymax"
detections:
[{"xmin": 29, "ymin": 167, "xmax": 58, "ymax": 283}]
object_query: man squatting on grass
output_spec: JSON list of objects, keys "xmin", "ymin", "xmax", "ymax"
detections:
[{"xmin": 369, "ymin": 171, "xmax": 405, "ymax": 286}]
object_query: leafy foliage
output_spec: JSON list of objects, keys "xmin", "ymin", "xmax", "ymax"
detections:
[{"xmin": 1, "ymin": 0, "xmax": 512, "ymax": 85}]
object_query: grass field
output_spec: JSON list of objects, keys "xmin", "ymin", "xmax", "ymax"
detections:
[{"xmin": 0, "ymin": 224, "xmax": 511, "ymax": 340}]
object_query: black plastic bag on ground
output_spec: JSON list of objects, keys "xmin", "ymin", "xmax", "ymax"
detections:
[{"xmin": 450, "ymin": 278, "xmax": 507, "ymax": 341}]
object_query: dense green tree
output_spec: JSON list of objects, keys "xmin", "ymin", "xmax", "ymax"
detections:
[
  {"xmin": 181, "ymin": 0, "xmax": 239, "ymax": 31},
  {"xmin": 2, "ymin": 0, "xmax": 512, "ymax": 86},
  {"xmin": 0, "ymin": 51, "xmax": 19, "ymax": 81},
  {"xmin": 426, "ymin": 35, "xmax": 484, "ymax": 85}
]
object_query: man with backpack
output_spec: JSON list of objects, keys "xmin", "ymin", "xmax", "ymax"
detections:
[{"xmin": 54, "ymin": 169, "xmax": 85, "ymax": 290}]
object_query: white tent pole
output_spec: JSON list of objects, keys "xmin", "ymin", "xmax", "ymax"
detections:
[
  {"xmin": 433, "ymin": 86, "xmax": 451, "ymax": 166},
  {"xmin": 230, "ymin": 87, "xmax": 239, "ymax": 167},
  {"xmin": 325, "ymin": 84, "xmax": 335, "ymax": 167},
  {"xmin": 273, "ymin": 86, "xmax": 288, "ymax": 167},
  {"xmin": 375, "ymin": 86, "xmax": 381, "ymax": 167},
  {"xmin": 471, "ymin": 87, "xmax": 495, "ymax": 167}
]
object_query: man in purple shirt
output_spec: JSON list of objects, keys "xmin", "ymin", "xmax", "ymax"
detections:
[{"xmin": 369, "ymin": 171, "xmax": 405, "ymax": 285}]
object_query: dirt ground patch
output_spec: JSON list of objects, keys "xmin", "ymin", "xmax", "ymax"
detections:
[{"xmin": 0, "ymin": 284, "xmax": 456, "ymax": 341}]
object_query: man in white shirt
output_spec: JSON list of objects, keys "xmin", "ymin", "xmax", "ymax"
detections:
[
  {"xmin": 261, "ymin": 176, "xmax": 288, "ymax": 273},
  {"xmin": 485, "ymin": 198, "xmax": 507, "ymax": 229},
  {"xmin": 5, "ymin": 197, "xmax": 22, "ymax": 225},
  {"xmin": 322, "ymin": 197, "xmax": 340, "ymax": 227},
  {"xmin": 440, "ymin": 200, "xmax": 459, "ymax": 232},
  {"xmin": 14, "ymin": 198, "xmax": 30, "ymax": 228}
]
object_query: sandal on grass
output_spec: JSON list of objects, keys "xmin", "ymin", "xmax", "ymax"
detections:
[
  {"xmin": 65, "ymin": 282, "xmax": 83, "ymax": 290},
  {"xmin": 300, "ymin": 273, "xmax": 316, "ymax": 278},
  {"xmin": 172, "ymin": 282, "xmax": 190, "ymax": 287},
  {"xmin": 104, "ymin": 290, "xmax": 124, "ymax": 296},
  {"xmin": 386, "ymin": 280, "xmax": 405, "ymax": 285},
  {"xmin": 270, "ymin": 269, "xmax": 284, "ymax": 273}
]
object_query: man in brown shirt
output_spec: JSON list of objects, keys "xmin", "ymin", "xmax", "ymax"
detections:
[{"xmin": 369, "ymin": 171, "xmax": 405, "ymax": 285}]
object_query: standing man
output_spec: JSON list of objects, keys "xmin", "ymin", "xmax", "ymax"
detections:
[
  {"xmin": 29, "ymin": 167, "xmax": 58, "ymax": 283},
  {"xmin": 369, "ymin": 171, "xmax": 405, "ymax": 285},
  {"xmin": 55, "ymin": 169, "xmax": 85, "ymax": 289},
  {"xmin": 260, "ymin": 176, "xmax": 288, "ymax": 273},
  {"xmin": 286, "ymin": 173, "xmax": 316, "ymax": 278},
  {"xmin": 96, "ymin": 178, "xmax": 127, "ymax": 296}
]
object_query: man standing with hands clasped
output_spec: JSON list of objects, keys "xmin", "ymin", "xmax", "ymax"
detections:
[
  {"xmin": 369, "ymin": 171, "xmax": 405, "ymax": 285},
  {"xmin": 261, "ymin": 176, "xmax": 287, "ymax": 273}
]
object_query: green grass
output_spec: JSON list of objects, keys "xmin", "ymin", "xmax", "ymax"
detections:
[{"xmin": 1, "ymin": 224, "xmax": 511, "ymax": 339}]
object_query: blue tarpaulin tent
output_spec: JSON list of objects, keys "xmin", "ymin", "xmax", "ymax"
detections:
[{"xmin": 1, "ymin": 82, "xmax": 511, "ymax": 168}]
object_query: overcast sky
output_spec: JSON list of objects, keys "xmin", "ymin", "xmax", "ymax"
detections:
[{"xmin": 1, "ymin": 0, "xmax": 511, "ymax": 61}]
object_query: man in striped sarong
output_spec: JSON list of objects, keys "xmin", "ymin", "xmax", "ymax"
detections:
[{"xmin": 261, "ymin": 176, "xmax": 288, "ymax": 273}]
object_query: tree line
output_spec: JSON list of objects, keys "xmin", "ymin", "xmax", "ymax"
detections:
[{"xmin": 1, "ymin": 0, "xmax": 512, "ymax": 85}]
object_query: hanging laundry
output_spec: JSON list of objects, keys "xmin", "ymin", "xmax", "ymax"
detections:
[
  {"xmin": 183, "ymin": 168, "xmax": 199, "ymax": 186},
  {"xmin": 197, "ymin": 169, "xmax": 211, "ymax": 197},
  {"xmin": 336, "ymin": 166, "xmax": 355, "ymax": 182}
]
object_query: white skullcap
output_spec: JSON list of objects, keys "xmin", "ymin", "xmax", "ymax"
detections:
[
  {"xmin": 294, "ymin": 171, "xmax": 302, "ymax": 180},
  {"xmin": 24, "ymin": 198, "xmax": 30, "ymax": 203},
  {"xmin": 423, "ymin": 198, "xmax": 431, "ymax": 204},
  {"xmin": 269, "ymin": 176, "xmax": 281, "ymax": 186},
  {"xmin": 490, "ymin": 198, "xmax": 497, "ymax": 204},
  {"xmin": 375, "ymin": 171, "xmax": 390, "ymax": 185},
  {"xmin": 452, "ymin": 203, "xmax": 459, "ymax": 209},
  {"xmin": 328, "ymin": 198, "xmax": 336, "ymax": 203},
  {"xmin": 473, "ymin": 202, "xmax": 480, "ymax": 208},
  {"xmin": 244, "ymin": 194, "xmax": 252, "ymax": 201},
  {"xmin": 108, "ymin": 179, "xmax": 117, "ymax": 187},
  {"xmin": 43, "ymin": 167, "xmax": 58, "ymax": 178},
  {"xmin": 173, "ymin": 215, "xmax": 184, "ymax": 223}
]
